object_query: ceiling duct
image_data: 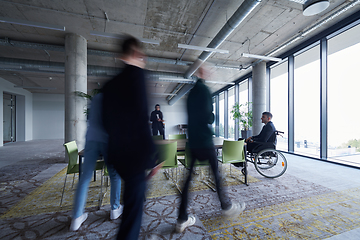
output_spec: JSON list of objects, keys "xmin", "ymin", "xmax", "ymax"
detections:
[
  {"xmin": 0, "ymin": 57, "xmax": 186, "ymax": 85},
  {"xmin": 168, "ymin": 0, "xmax": 262, "ymax": 105},
  {"xmin": 0, "ymin": 39, "xmax": 192, "ymax": 66}
]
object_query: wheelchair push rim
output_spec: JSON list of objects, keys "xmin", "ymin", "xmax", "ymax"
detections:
[{"xmin": 254, "ymin": 148, "xmax": 287, "ymax": 178}]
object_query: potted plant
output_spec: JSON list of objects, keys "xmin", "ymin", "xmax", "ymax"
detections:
[
  {"xmin": 75, "ymin": 89, "xmax": 101, "ymax": 117},
  {"xmin": 231, "ymin": 102, "xmax": 253, "ymax": 139}
]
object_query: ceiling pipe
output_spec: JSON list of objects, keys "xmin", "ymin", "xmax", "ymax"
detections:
[
  {"xmin": 0, "ymin": 57, "xmax": 185, "ymax": 80},
  {"xmin": 168, "ymin": 0, "xmax": 262, "ymax": 105},
  {"xmin": 0, "ymin": 38, "xmax": 191, "ymax": 66}
]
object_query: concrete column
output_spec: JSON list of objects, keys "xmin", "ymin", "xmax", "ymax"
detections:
[
  {"xmin": 65, "ymin": 34, "xmax": 87, "ymax": 157},
  {"xmin": 252, "ymin": 61, "xmax": 267, "ymax": 135}
]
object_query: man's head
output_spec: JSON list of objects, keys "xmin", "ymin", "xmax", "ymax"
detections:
[
  {"xmin": 155, "ymin": 104, "xmax": 160, "ymax": 111},
  {"xmin": 120, "ymin": 36, "xmax": 146, "ymax": 68},
  {"xmin": 261, "ymin": 112, "xmax": 273, "ymax": 124},
  {"xmin": 195, "ymin": 64, "xmax": 209, "ymax": 80}
]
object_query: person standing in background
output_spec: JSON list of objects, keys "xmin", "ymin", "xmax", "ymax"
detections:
[{"xmin": 150, "ymin": 104, "xmax": 165, "ymax": 139}]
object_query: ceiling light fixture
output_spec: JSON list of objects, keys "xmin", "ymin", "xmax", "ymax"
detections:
[
  {"xmin": 158, "ymin": 77, "xmax": 195, "ymax": 84},
  {"xmin": 241, "ymin": 53, "xmax": 282, "ymax": 62},
  {"xmin": 178, "ymin": 44, "xmax": 229, "ymax": 54},
  {"xmin": 205, "ymin": 81, "xmax": 235, "ymax": 85},
  {"xmin": 0, "ymin": 17, "xmax": 65, "ymax": 31},
  {"xmin": 90, "ymin": 31, "xmax": 160, "ymax": 45},
  {"xmin": 303, "ymin": 0, "xmax": 330, "ymax": 16},
  {"xmin": 158, "ymin": 77, "xmax": 234, "ymax": 85},
  {"xmin": 151, "ymin": 93, "xmax": 177, "ymax": 96}
]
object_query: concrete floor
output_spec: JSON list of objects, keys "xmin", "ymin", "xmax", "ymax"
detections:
[{"xmin": 284, "ymin": 153, "xmax": 360, "ymax": 239}]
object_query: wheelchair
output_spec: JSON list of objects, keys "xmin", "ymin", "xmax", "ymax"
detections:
[{"xmin": 241, "ymin": 131, "xmax": 288, "ymax": 178}]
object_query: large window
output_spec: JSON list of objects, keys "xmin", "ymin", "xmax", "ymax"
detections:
[
  {"xmin": 239, "ymin": 80, "xmax": 248, "ymax": 106},
  {"xmin": 328, "ymin": 23, "xmax": 360, "ymax": 166},
  {"xmin": 294, "ymin": 45, "xmax": 320, "ymax": 157},
  {"xmin": 228, "ymin": 87, "xmax": 235, "ymax": 139},
  {"xmin": 212, "ymin": 97, "xmax": 216, "ymax": 135},
  {"xmin": 270, "ymin": 61, "xmax": 288, "ymax": 151},
  {"xmin": 219, "ymin": 93, "xmax": 225, "ymax": 137},
  {"xmin": 238, "ymin": 80, "xmax": 249, "ymax": 137}
]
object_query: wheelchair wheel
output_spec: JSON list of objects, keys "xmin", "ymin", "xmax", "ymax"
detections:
[{"xmin": 254, "ymin": 149, "xmax": 287, "ymax": 178}]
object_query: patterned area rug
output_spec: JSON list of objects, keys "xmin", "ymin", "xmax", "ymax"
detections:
[
  {"xmin": 1, "ymin": 164, "xmax": 256, "ymax": 219},
  {"xmin": 1, "ymin": 161, "xmax": 360, "ymax": 240},
  {"xmin": 203, "ymin": 187, "xmax": 360, "ymax": 239}
]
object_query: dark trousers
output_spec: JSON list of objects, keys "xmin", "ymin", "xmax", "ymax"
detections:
[
  {"xmin": 152, "ymin": 126, "xmax": 165, "ymax": 139},
  {"xmin": 246, "ymin": 142, "xmax": 262, "ymax": 153},
  {"xmin": 178, "ymin": 147, "xmax": 231, "ymax": 221},
  {"xmin": 116, "ymin": 172, "xmax": 146, "ymax": 240}
]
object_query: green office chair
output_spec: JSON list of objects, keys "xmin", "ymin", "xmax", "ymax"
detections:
[
  {"xmin": 155, "ymin": 141, "xmax": 181, "ymax": 193},
  {"xmin": 168, "ymin": 134, "xmax": 187, "ymax": 140},
  {"xmin": 61, "ymin": 141, "xmax": 105, "ymax": 206},
  {"xmin": 179, "ymin": 142, "xmax": 215, "ymax": 191},
  {"xmin": 217, "ymin": 139, "xmax": 247, "ymax": 185},
  {"xmin": 152, "ymin": 135, "xmax": 164, "ymax": 141},
  {"xmin": 168, "ymin": 134, "xmax": 187, "ymax": 158}
]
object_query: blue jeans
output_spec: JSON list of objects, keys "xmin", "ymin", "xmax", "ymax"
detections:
[{"xmin": 73, "ymin": 141, "xmax": 121, "ymax": 219}]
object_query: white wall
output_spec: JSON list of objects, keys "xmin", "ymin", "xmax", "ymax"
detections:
[
  {"xmin": 33, "ymin": 93, "xmax": 65, "ymax": 140},
  {"xmin": 0, "ymin": 77, "xmax": 33, "ymax": 146},
  {"xmin": 148, "ymin": 96, "xmax": 188, "ymax": 138}
]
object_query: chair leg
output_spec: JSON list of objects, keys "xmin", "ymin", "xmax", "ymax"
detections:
[
  {"xmin": 244, "ymin": 161, "xmax": 248, "ymax": 186},
  {"xmin": 98, "ymin": 168, "xmax": 104, "ymax": 210},
  {"xmin": 60, "ymin": 174, "xmax": 68, "ymax": 206},
  {"xmin": 71, "ymin": 173, "xmax": 76, "ymax": 189}
]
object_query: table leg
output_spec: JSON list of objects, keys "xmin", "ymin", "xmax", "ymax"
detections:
[{"xmin": 79, "ymin": 155, "xmax": 83, "ymax": 180}]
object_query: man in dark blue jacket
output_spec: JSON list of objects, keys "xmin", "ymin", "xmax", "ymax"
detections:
[
  {"xmin": 102, "ymin": 36, "xmax": 157, "ymax": 240},
  {"xmin": 176, "ymin": 67, "xmax": 246, "ymax": 233},
  {"xmin": 246, "ymin": 112, "xmax": 276, "ymax": 153}
]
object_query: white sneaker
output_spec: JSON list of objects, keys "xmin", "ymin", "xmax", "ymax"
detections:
[
  {"xmin": 110, "ymin": 205, "xmax": 123, "ymax": 220},
  {"xmin": 70, "ymin": 213, "xmax": 88, "ymax": 231},
  {"xmin": 222, "ymin": 201, "xmax": 246, "ymax": 219},
  {"xmin": 175, "ymin": 215, "xmax": 196, "ymax": 233}
]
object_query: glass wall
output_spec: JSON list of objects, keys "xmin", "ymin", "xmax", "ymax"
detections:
[
  {"xmin": 219, "ymin": 92, "xmax": 225, "ymax": 137},
  {"xmin": 239, "ymin": 80, "xmax": 248, "ymax": 106},
  {"xmin": 270, "ymin": 61, "xmax": 288, "ymax": 151},
  {"xmin": 238, "ymin": 80, "xmax": 249, "ymax": 137},
  {"xmin": 294, "ymin": 45, "xmax": 320, "ymax": 157},
  {"xmin": 328, "ymin": 23, "xmax": 360, "ymax": 166},
  {"xmin": 212, "ymin": 96, "xmax": 216, "ymax": 135},
  {"xmin": 211, "ymin": 16, "xmax": 360, "ymax": 167},
  {"xmin": 228, "ymin": 87, "xmax": 235, "ymax": 139}
]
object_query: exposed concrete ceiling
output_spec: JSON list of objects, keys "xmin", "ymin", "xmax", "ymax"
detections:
[{"xmin": 0, "ymin": 0, "xmax": 359, "ymax": 97}]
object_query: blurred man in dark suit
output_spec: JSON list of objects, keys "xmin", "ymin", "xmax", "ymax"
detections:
[{"xmin": 102, "ymin": 36, "xmax": 158, "ymax": 240}]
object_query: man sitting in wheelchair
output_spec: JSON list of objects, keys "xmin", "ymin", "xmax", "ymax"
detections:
[
  {"xmin": 246, "ymin": 112, "xmax": 277, "ymax": 154},
  {"xmin": 233, "ymin": 112, "xmax": 276, "ymax": 167}
]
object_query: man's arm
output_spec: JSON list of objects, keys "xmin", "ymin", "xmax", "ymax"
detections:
[
  {"xmin": 252, "ymin": 124, "xmax": 275, "ymax": 142},
  {"xmin": 150, "ymin": 111, "xmax": 155, "ymax": 122}
]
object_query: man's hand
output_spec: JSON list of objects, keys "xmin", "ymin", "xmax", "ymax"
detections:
[
  {"xmin": 246, "ymin": 137, "xmax": 253, "ymax": 143},
  {"xmin": 157, "ymin": 119, "xmax": 162, "ymax": 122}
]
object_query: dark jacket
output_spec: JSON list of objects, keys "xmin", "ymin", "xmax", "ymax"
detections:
[
  {"xmin": 150, "ymin": 110, "xmax": 164, "ymax": 129},
  {"xmin": 102, "ymin": 64, "xmax": 155, "ymax": 179},
  {"xmin": 187, "ymin": 79, "xmax": 214, "ymax": 149},
  {"xmin": 252, "ymin": 121, "xmax": 276, "ymax": 144}
]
